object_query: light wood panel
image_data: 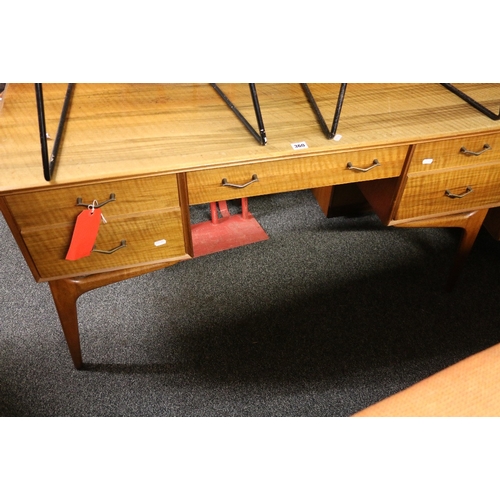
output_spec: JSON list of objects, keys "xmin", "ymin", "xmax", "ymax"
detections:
[
  {"xmin": 396, "ymin": 163, "xmax": 500, "ymax": 221},
  {"xmin": 2, "ymin": 83, "xmax": 500, "ymax": 192},
  {"xmin": 22, "ymin": 209, "xmax": 189, "ymax": 280},
  {"xmin": 408, "ymin": 131, "xmax": 500, "ymax": 173},
  {"xmin": 187, "ymin": 145, "xmax": 407, "ymax": 204},
  {"xmin": 4, "ymin": 174, "xmax": 180, "ymax": 229},
  {"xmin": 353, "ymin": 341, "xmax": 500, "ymax": 417}
]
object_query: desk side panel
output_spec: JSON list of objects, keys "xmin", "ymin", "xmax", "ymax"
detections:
[{"xmin": 0, "ymin": 197, "xmax": 42, "ymax": 282}]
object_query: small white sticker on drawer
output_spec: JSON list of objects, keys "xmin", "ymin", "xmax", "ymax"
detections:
[
  {"xmin": 422, "ymin": 158, "xmax": 434, "ymax": 164},
  {"xmin": 333, "ymin": 134, "xmax": 342, "ymax": 141},
  {"xmin": 291, "ymin": 141, "xmax": 308, "ymax": 150},
  {"xmin": 154, "ymin": 239, "xmax": 167, "ymax": 247}
]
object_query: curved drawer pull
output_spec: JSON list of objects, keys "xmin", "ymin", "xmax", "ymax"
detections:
[
  {"xmin": 445, "ymin": 186, "xmax": 474, "ymax": 199},
  {"xmin": 460, "ymin": 144, "xmax": 491, "ymax": 156},
  {"xmin": 76, "ymin": 193, "xmax": 116, "ymax": 208},
  {"xmin": 221, "ymin": 174, "xmax": 259, "ymax": 189},
  {"xmin": 92, "ymin": 240, "xmax": 127, "ymax": 254},
  {"xmin": 346, "ymin": 159, "xmax": 381, "ymax": 172}
]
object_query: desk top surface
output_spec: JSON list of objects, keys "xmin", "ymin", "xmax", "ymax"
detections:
[{"xmin": 1, "ymin": 83, "xmax": 500, "ymax": 192}]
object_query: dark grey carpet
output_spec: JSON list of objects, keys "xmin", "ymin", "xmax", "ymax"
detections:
[{"xmin": 2, "ymin": 189, "xmax": 500, "ymax": 416}]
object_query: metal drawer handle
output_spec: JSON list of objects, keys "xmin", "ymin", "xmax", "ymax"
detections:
[
  {"xmin": 92, "ymin": 240, "xmax": 127, "ymax": 254},
  {"xmin": 460, "ymin": 144, "xmax": 491, "ymax": 156},
  {"xmin": 76, "ymin": 193, "xmax": 116, "ymax": 208},
  {"xmin": 346, "ymin": 159, "xmax": 381, "ymax": 172},
  {"xmin": 445, "ymin": 186, "xmax": 474, "ymax": 199},
  {"xmin": 221, "ymin": 174, "xmax": 259, "ymax": 189}
]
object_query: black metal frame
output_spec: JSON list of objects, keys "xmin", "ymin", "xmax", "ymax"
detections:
[
  {"xmin": 441, "ymin": 83, "xmax": 500, "ymax": 121},
  {"xmin": 210, "ymin": 83, "xmax": 267, "ymax": 145},
  {"xmin": 35, "ymin": 83, "xmax": 75, "ymax": 181},
  {"xmin": 211, "ymin": 83, "xmax": 349, "ymax": 144},
  {"xmin": 301, "ymin": 83, "xmax": 348, "ymax": 140}
]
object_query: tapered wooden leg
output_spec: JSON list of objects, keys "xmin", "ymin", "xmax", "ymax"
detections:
[
  {"xmin": 396, "ymin": 209, "xmax": 489, "ymax": 290},
  {"xmin": 49, "ymin": 279, "xmax": 84, "ymax": 369},
  {"xmin": 48, "ymin": 262, "xmax": 178, "ymax": 369}
]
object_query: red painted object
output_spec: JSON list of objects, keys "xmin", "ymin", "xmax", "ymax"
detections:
[{"xmin": 191, "ymin": 198, "xmax": 269, "ymax": 257}]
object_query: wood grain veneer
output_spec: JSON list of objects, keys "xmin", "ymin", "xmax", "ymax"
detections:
[
  {"xmin": 408, "ymin": 131, "xmax": 500, "ymax": 174},
  {"xmin": 3, "ymin": 174, "xmax": 180, "ymax": 229},
  {"xmin": 396, "ymin": 163, "xmax": 500, "ymax": 221},
  {"xmin": 21, "ymin": 208, "xmax": 189, "ymax": 280},
  {"xmin": 187, "ymin": 145, "xmax": 407, "ymax": 204},
  {"xmin": 2, "ymin": 83, "xmax": 500, "ymax": 192},
  {"xmin": 2, "ymin": 172, "xmax": 192, "ymax": 281}
]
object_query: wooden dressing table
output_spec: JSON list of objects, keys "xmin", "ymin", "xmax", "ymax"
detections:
[{"xmin": 2, "ymin": 83, "xmax": 500, "ymax": 369}]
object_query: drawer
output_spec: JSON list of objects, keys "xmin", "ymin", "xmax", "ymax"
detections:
[
  {"xmin": 395, "ymin": 163, "xmax": 500, "ymax": 221},
  {"xmin": 187, "ymin": 145, "xmax": 407, "ymax": 204},
  {"xmin": 4, "ymin": 175, "xmax": 180, "ymax": 230},
  {"xmin": 409, "ymin": 132, "xmax": 500, "ymax": 174},
  {"xmin": 21, "ymin": 209, "xmax": 189, "ymax": 280}
]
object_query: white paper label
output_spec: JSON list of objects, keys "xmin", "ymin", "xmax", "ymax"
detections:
[
  {"xmin": 154, "ymin": 239, "xmax": 167, "ymax": 247},
  {"xmin": 422, "ymin": 158, "xmax": 433, "ymax": 164},
  {"xmin": 333, "ymin": 134, "xmax": 342, "ymax": 141},
  {"xmin": 291, "ymin": 141, "xmax": 308, "ymax": 150}
]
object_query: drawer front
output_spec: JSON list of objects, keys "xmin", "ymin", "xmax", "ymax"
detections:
[
  {"xmin": 409, "ymin": 132, "xmax": 500, "ymax": 174},
  {"xmin": 187, "ymin": 146, "xmax": 407, "ymax": 204},
  {"xmin": 5, "ymin": 175, "xmax": 180, "ymax": 230},
  {"xmin": 396, "ymin": 163, "xmax": 500, "ymax": 220},
  {"xmin": 21, "ymin": 209, "xmax": 189, "ymax": 280}
]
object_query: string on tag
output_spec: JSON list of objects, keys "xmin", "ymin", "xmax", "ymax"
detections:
[
  {"xmin": 88, "ymin": 200, "xmax": 98, "ymax": 215},
  {"xmin": 88, "ymin": 200, "xmax": 107, "ymax": 223}
]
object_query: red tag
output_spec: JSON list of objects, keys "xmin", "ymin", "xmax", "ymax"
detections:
[{"xmin": 65, "ymin": 208, "xmax": 102, "ymax": 261}]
